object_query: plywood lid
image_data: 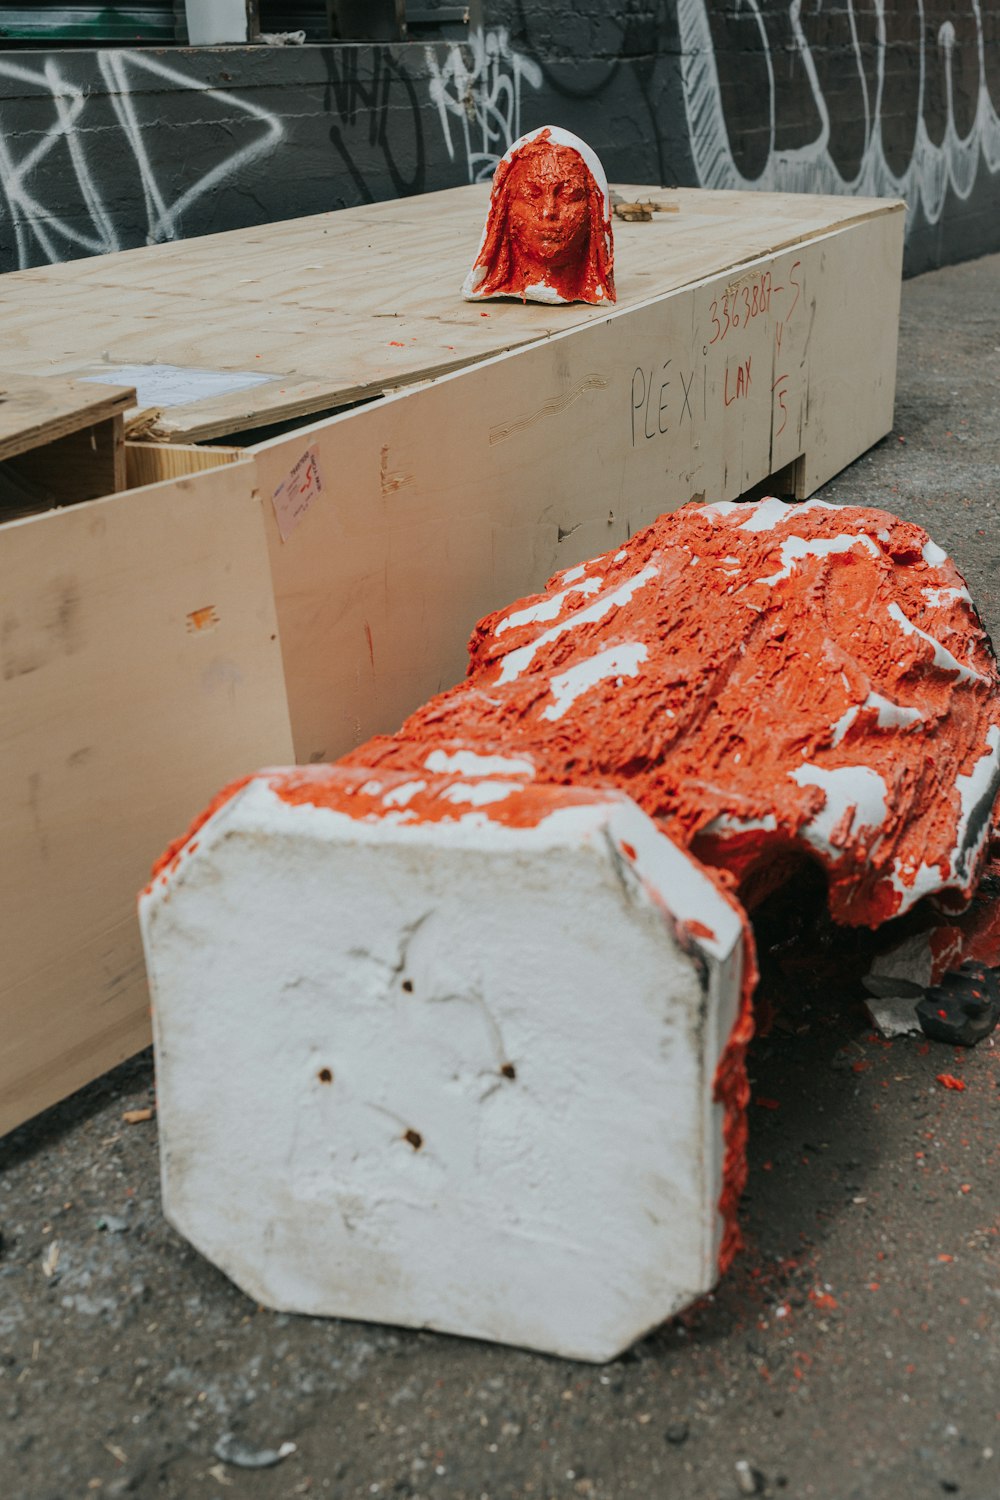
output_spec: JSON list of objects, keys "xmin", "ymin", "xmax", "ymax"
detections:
[
  {"xmin": 0, "ymin": 375, "xmax": 134, "ymax": 462},
  {"xmin": 0, "ymin": 184, "xmax": 903, "ymax": 444}
]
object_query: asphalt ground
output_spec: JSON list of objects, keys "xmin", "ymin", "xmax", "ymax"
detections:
[{"xmin": 2, "ymin": 249, "xmax": 999, "ymax": 1500}]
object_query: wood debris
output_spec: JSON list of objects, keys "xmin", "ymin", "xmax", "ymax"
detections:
[
  {"xmin": 122, "ymin": 1106, "xmax": 155, "ymax": 1124},
  {"xmin": 613, "ymin": 200, "xmax": 681, "ymax": 221}
]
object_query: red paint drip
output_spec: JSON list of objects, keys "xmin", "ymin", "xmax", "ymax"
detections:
[
  {"xmin": 469, "ymin": 128, "xmax": 615, "ymax": 306},
  {"xmin": 714, "ymin": 908, "xmax": 758, "ymax": 1273}
]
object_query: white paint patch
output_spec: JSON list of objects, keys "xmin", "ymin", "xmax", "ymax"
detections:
[
  {"xmin": 922, "ymin": 585, "xmax": 973, "ymax": 608},
  {"xmin": 424, "ymin": 750, "xmax": 535, "ymax": 778},
  {"xmin": 699, "ymin": 501, "xmax": 743, "ymax": 522},
  {"xmin": 864, "ymin": 692, "xmax": 925, "ymax": 732},
  {"xmin": 438, "ymin": 780, "xmax": 521, "ymax": 807},
  {"xmin": 922, "ymin": 539, "xmax": 948, "ymax": 567},
  {"xmin": 757, "ymin": 532, "xmax": 880, "ymax": 586},
  {"xmin": 736, "ymin": 496, "xmax": 840, "ymax": 532},
  {"xmin": 889, "ymin": 855, "xmax": 954, "ymax": 909},
  {"xmin": 541, "ymin": 643, "xmax": 648, "ymax": 721},
  {"xmin": 790, "ymin": 762, "xmax": 889, "ymax": 854},
  {"xmin": 887, "ymin": 603, "xmax": 990, "ymax": 685},
  {"xmin": 495, "ymin": 576, "xmax": 602, "ymax": 636},
  {"xmin": 382, "ymin": 781, "xmax": 426, "ymax": 808},
  {"xmin": 832, "ymin": 692, "xmax": 925, "ymax": 745},
  {"xmin": 497, "ymin": 567, "xmax": 659, "ymax": 686},
  {"xmin": 830, "ymin": 707, "xmax": 859, "ymax": 747},
  {"xmin": 560, "ymin": 564, "xmax": 588, "ymax": 584},
  {"xmin": 700, "ymin": 811, "xmax": 779, "ymax": 837}
]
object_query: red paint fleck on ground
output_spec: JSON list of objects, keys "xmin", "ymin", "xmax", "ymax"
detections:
[
  {"xmin": 754, "ymin": 1097, "xmax": 781, "ymax": 1111},
  {"xmin": 936, "ymin": 1073, "xmax": 967, "ymax": 1090},
  {"xmin": 808, "ymin": 1289, "xmax": 838, "ymax": 1312}
]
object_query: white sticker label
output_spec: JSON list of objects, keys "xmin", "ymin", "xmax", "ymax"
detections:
[
  {"xmin": 272, "ymin": 445, "xmax": 324, "ymax": 542},
  {"xmin": 80, "ymin": 363, "xmax": 277, "ymax": 410}
]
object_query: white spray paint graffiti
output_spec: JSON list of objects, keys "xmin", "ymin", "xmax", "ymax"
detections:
[
  {"xmin": 677, "ymin": 0, "xmax": 1000, "ymax": 231},
  {"xmin": 426, "ymin": 26, "xmax": 543, "ymax": 183},
  {"xmin": 0, "ymin": 50, "xmax": 283, "ymax": 268}
]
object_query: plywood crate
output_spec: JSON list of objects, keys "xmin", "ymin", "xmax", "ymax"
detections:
[
  {"xmin": 0, "ymin": 183, "xmax": 905, "ymax": 1130},
  {"xmin": 0, "ymin": 459, "xmax": 294, "ymax": 1133}
]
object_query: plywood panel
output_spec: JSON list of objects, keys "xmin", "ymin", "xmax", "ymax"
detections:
[
  {"xmin": 0, "ymin": 185, "xmax": 903, "ymax": 441},
  {"xmin": 125, "ymin": 441, "xmax": 243, "ymax": 489},
  {"xmin": 0, "ymin": 460, "xmax": 294, "ymax": 1133},
  {"xmin": 251, "ymin": 211, "xmax": 903, "ymax": 765},
  {"xmin": 0, "ymin": 375, "xmax": 132, "ymax": 462}
]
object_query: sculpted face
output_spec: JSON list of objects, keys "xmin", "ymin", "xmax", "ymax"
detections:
[
  {"xmin": 461, "ymin": 127, "xmax": 615, "ymax": 305},
  {"xmin": 506, "ymin": 147, "xmax": 591, "ymax": 272}
]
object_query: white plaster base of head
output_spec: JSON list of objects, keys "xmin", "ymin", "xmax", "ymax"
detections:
[{"xmin": 140, "ymin": 774, "xmax": 744, "ymax": 1363}]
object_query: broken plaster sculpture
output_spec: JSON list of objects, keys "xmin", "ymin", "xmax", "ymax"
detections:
[
  {"xmin": 462, "ymin": 126, "xmax": 615, "ymax": 306},
  {"xmin": 140, "ymin": 496, "xmax": 1000, "ymax": 1362}
]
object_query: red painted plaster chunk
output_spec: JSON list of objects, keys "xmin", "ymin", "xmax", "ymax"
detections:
[{"xmin": 149, "ymin": 496, "xmax": 1000, "ymax": 1289}]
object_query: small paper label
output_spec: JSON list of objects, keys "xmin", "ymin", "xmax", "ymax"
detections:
[
  {"xmin": 272, "ymin": 444, "xmax": 324, "ymax": 542},
  {"xmin": 80, "ymin": 362, "xmax": 277, "ymax": 410}
]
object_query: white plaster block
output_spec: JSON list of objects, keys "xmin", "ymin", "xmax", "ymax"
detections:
[{"xmin": 140, "ymin": 774, "xmax": 744, "ymax": 1362}]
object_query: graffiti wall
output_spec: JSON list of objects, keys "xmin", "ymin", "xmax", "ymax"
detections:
[{"xmin": 1, "ymin": 3, "xmax": 998, "ymax": 275}]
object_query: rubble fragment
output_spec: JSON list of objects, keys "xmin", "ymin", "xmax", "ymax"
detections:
[{"xmin": 917, "ymin": 961, "xmax": 1000, "ymax": 1046}]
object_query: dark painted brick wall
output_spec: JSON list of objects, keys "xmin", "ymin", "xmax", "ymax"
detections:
[{"xmin": 1, "ymin": 4, "xmax": 999, "ymax": 274}]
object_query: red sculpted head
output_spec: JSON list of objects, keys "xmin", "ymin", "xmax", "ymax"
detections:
[{"xmin": 463, "ymin": 127, "xmax": 615, "ymax": 307}]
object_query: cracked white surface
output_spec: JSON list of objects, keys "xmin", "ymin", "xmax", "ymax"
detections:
[{"xmin": 141, "ymin": 776, "xmax": 743, "ymax": 1362}]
